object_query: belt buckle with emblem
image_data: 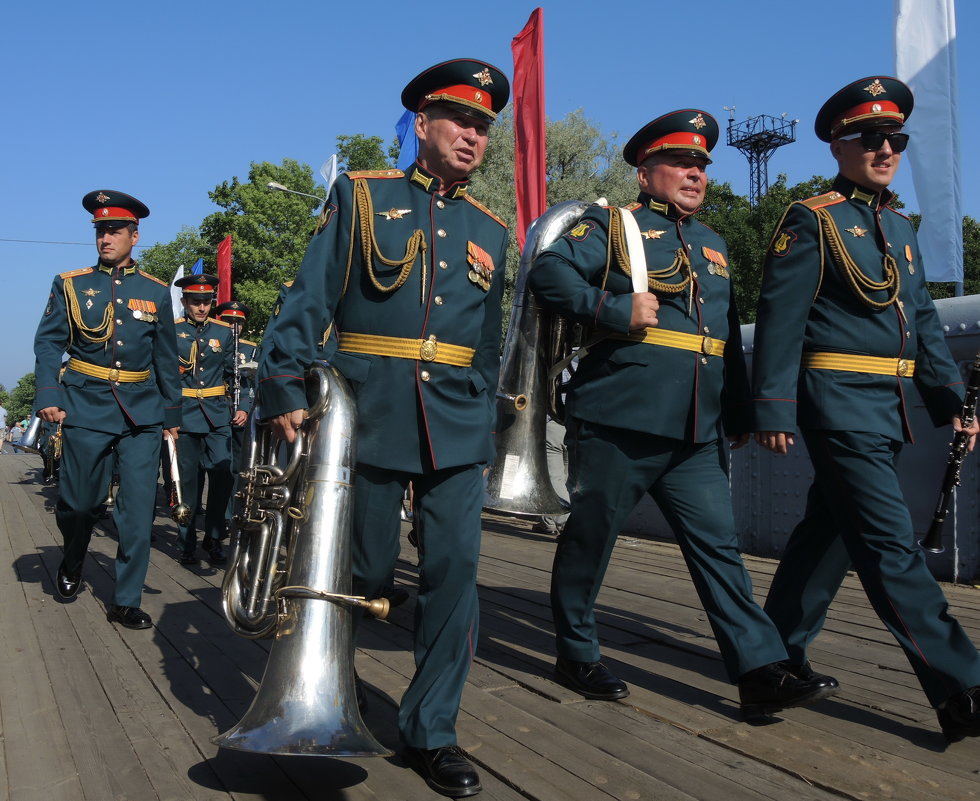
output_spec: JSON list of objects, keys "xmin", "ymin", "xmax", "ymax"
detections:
[
  {"xmin": 419, "ymin": 335, "xmax": 438, "ymax": 362},
  {"xmin": 897, "ymin": 359, "xmax": 909, "ymax": 377}
]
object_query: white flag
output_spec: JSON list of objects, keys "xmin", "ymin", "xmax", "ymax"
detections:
[
  {"xmin": 170, "ymin": 264, "xmax": 184, "ymax": 319},
  {"xmin": 895, "ymin": 0, "xmax": 961, "ymax": 284},
  {"xmin": 319, "ymin": 154, "xmax": 338, "ymax": 195}
]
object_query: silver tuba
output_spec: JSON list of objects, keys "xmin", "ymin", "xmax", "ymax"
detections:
[
  {"xmin": 213, "ymin": 362, "xmax": 391, "ymax": 757},
  {"xmin": 12, "ymin": 414, "xmax": 44, "ymax": 455},
  {"xmin": 484, "ymin": 199, "xmax": 594, "ymax": 517}
]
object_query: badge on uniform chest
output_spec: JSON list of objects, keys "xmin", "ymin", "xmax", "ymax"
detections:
[
  {"xmin": 467, "ymin": 241, "xmax": 495, "ymax": 291},
  {"xmin": 209, "ymin": 338, "xmax": 222, "ymax": 352}
]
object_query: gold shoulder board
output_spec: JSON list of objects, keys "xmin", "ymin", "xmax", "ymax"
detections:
[
  {"xmin": 59, "ymin": 267, "xmax": 94, "ymax": 279},
  {"xmin": 464, "ymin": 195, "xmax": 507, "ymax": 227},
  {"xmin": 345, "ymin": 169, "xmax": 404, "ymax": 180},
  {"xmin": 799, "ymin": 191, "xmax": 845, "ymax": 211},
  {"xmin": 138, "ymin": 269, "xmax": 169, "ymax": 287}
]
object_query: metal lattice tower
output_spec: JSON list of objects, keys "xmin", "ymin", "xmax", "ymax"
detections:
[{"xmin": 724, "ymin": 111, "xmax": 797, "ymax": 205}]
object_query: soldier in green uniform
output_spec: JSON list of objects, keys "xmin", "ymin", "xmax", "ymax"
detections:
[
  {"xmin": 259, "ymin": 58, "xmax": 508, "ymax": 798},
  {"xmin": 529, "ymin": 111, "xmax": 839, "ymax": 718},
  {"xmin": 753, "ymin": 76, "xmax": 980, "ymax": 742},
  {"xmin": 34, "ymin": 190, "xmax": 181, "ymax": 629},
  {"xmin": 174, "ymin": 275, "xmax": 245, "ymax": 566},
  {"xmin": 214, "ymin": 300, "xmax": 256, "ymax": 513}
]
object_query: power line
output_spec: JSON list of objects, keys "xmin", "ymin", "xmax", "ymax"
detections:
[{"xmin": 0, "ymin": 238, "xmax": 151, "ymax": 248}]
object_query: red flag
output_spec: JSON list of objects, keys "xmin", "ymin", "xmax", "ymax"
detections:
[
  {"xmin": 216, "ymin": 235, "xmax": 232, "ymax": 305},
  {"xmin": 512, "ymin": 8, "xmax": 546, "ymax": 252}
]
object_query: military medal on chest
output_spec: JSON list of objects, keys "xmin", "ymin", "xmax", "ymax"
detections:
[
  {"xmin": 466, "ymin": 241, "xmax": 495, "ymax": 291},
  {"xmin": 905, "ymin": 244, "xmax": 915, "ymax": 274}
]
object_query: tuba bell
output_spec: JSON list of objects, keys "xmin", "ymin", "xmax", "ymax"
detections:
[
  {"xmin": 484, "ymin": 199, "xmax": 594, "ymax": 517},
  {"xmin": 213, "ymin": 362, "xmax": 391, "ymax": 757},
  {"xmin": 12, "ymin": 414, "xmax": 44, "ymax": 455}
]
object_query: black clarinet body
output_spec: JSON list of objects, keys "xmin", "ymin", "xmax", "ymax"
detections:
[{"xmin": 920, "ymin": 348, "xmax": 980, "ymax": 554}]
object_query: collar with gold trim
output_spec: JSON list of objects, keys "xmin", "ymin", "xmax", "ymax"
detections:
[
  {"xmin": 639, "ymin": 193, "xmax": 691, "ymax": 221},
  {"xmin": 97, "ymin": 262, "xmax": 137, "ymax": 276},
  {"xmin": 833, "ymin": 176, "xmax": 894, "ymax": 209},
  {"xmin": 409, "ymin": 164, "xmax": 470, "ymax": 199}
]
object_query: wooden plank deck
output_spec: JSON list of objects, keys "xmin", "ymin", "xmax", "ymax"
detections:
[{"xmin": 1, "ymin": 448, "xmax": 978, "ymax": 801}]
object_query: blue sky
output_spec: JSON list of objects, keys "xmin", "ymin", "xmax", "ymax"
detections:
[{"xmin": 1, "ymin": 0, "xmax": 976, "ymax": 390}]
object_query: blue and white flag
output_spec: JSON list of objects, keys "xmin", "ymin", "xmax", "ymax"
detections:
[
  {"xmin": 395, "ymin": 109, "xmax": 419, "ymax": 170},
  {"xmin": 320, "ymin": 154, "xmax": 338, "ymax": 194},
  {"xmin": 170, "ymin": 265, "xmax": 184, "ymax": 319},
  {"xmin": 895, "ymin": 0, "xmax": 961, "ymax": 285}
]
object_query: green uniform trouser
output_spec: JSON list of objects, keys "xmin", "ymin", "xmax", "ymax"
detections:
[
  {"xmin": 765, "ymin": 429, "xmax": 980, "ymax": 707},
  {"xmin": 351, "ymin": 462, "xmax": 483, "ymax": 749},
  {"xmin": 553, "ymin": 419, "xmax": 787, "ymax": 681},
  {"xmin": 56, "ymin": 423, "xmax": 161, "ymax": 607},
  {"xmin": 176, "ymin": 426, "xmax": 233, "ymax": 553}
]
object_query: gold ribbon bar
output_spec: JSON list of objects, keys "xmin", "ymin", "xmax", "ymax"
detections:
[
  {"xmin": 803, "ymin": 352, "xmax": 915, "ymax": 377},
  {"xmin": 612, "ymin": 328, "xmax": 726, "ymax": 357},
  {"xmin": 67, "ymin": 358, "xmax": 150, "ymax": 383},
  {"xmin": 182, "ymin": 386, "xmax": 227, "ymax": 399},
  {"xmin": 338, "ymin": 333, "xmax": 475, "ymax": 367}
]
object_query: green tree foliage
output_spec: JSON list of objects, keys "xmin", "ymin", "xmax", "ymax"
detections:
[
  {"xmin": 139, "ymin": 226, "xmax": 208, "ymax": 285},
  {"xmin": 0, "ymin": 384, "xmax": 9, "ymax": 410},
  {"xmin": 7, "ymin": 373, "xmax": 36, "ymax": 423},
  {"xmin": 336, "ymin": 134, "xmax": 398, "ymax": 171},
  {"xmin": 700, "ymin": 174, "xmax": 834, "ymax": 321}
]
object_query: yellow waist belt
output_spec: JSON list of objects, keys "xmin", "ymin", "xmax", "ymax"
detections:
[
  {"xmin": 68, "ymin": 358, "xmax": 150, "ymax": 383},
  {"xmin": 338, "ymin": 333, "xmax": 475, "ymax": 367},
  {"xmin": 182, "ymin": 386, "xmax": 227, "ymax": 399},
  {"xmin": 611, "ymin": 328, "xmax": 726, "ymax": 357},
  {"xmin": 803, "ymin": 352, "xmax": 916, "ymax": 377}
]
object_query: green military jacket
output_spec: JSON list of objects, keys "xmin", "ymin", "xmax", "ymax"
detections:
[
  {"xmin": 175, "ymin": 316, "xmax": 239, "ymax": 434},
  {"xmin": 34, "ymin": 263, "xmax": 181, "ymax": 433},
  {"xmin": 258, "ymin": 165, "xmax": 507, "ymax": 472},
  {"xmin": 529, "ymin": 194, "xmax": 750, "ymax": 442},
  {"xmin": 752, "ymin": 175, "xmax": 962, "ymax": 442}
]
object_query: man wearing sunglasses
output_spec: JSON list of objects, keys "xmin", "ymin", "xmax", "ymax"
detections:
[{"xmin": 752, "ymin": 76, "xmax": 980, "ymax": 743}]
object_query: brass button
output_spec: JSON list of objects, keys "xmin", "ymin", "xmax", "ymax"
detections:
[
  {"xmin": 692, "ymin": 271, "xmax": 698, "ymax": 278},
  {"xmin": 116, "ymin": 298, "xmax": 123, "ymax": 304},
  {"xmin": 434, "ymin": 296, "xmax": 444, "ymax": 305},
  {"xmin": 436, "ymin": 200, "xmax": 445, "ymax": 209},
  {"xmin": 115, "ymin": 279, "xmax": 122, "ymax": 285},
  {"xmin": 115, "ymin": 319, "xmax": 122, "ymax": 325},
  {"xmin": 703, "ymin": 326, "xmax": 711, "ymax": 334},
  {"xmin": 439, "ymin": 260, "xmax": 448, "ymax": 269},
  {"xmin": 420, "ymin": 370, "xmax": 431, "ymax": 382},
  {"xmin": 700, "ymin": 357, "xmax": 708, "ymax": 365},
  {"xmin": 116, "ymin": 340, "xmax": 123, "ymax": 346},
  {"xmin": 115, "ymin": 362, "xmax": 122, "ymax": 368},
  {"xmin": 698, "ymin": 297, "xmax": 704, "ymax": 304},
  {"xmin": 437, "ymin": 229, "xmax": 447, "ymax": 238},
  {"xmin": 107, "ymin": 369, "xmax": 120, "ymax": 382}
]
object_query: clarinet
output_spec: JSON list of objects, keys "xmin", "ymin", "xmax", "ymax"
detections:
[
  {"xmin": 232, "ymin": 321, "xmax": 241, "ymax": 416},
  {"xmin": 919, "ymin": 348, "xmax": 980, "ymax": 553}
]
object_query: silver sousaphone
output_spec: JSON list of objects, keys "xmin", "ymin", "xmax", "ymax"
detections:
[{"xmin": 213, "ymin": 362, "xmax": 391, "ymax": 757}]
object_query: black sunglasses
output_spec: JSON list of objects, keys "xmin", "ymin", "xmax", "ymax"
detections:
[{"xmin": 838, "ymin": 131, "xmax": 910, "ymax": 153}]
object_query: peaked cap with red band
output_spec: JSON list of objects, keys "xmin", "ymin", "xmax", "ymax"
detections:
[
  {"xmin": 175, "ymin": 273, "xmax": 220, "ymax": 296},
  {"xmin": 814, "ymin": 76, "xmax": 913, "ymax": 142},
  {"xmin": 82, "ymin": 189, "xmax": 150, "ymax": 225},
  {"xmin": 401, "ymin": 58, "xmax": 510, "ymax": 123},
  {"xmin": 623, "ymin": 109, "xmax": 719, "ymax": 167},
  {"xmin": 215, "ymin": 300, "xmax": 250, "ymax": 320}
]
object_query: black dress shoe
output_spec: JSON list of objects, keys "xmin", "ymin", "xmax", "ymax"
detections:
[
  {"xmin": 203, "ymin": 540, "xmax": 227, "ymax": 564},
  {"xmin": 106, "ymin": 605, "xmax": 152, "ymax": 630},
  {"xmin": 937, "ymin": 686, "xmax": 980, "ymax": 742},
  {"xmin": 178, "ymin": 550, "xmax": 197, "ymax": 566},
  {"xmin": 554, "ymin": 657, "xmax": 629, "ymax": 700},
  {"xmin": 738, "ymin": 661, "xmax": 839, "ymax": 720},
  {"xmin": 403, "ymin": 745, "xmax": 481, "ymax": 798},
  {"xmin": 56, "ymin": 565, "xmax": 82, "ymax": 600}
]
